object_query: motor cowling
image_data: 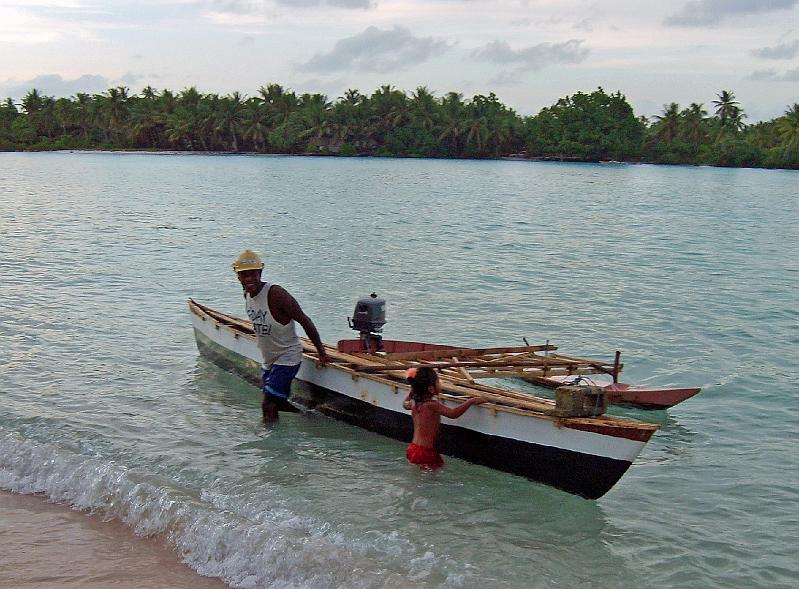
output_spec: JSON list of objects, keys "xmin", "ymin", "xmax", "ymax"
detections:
[{"xmin": 349, "ymin": 292, "xmax": 386, "ymax": 335}]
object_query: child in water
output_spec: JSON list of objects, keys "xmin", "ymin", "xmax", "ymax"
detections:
[{"xmin": 403, "ymin": 366, "xmax": 487, "ymax": 469}]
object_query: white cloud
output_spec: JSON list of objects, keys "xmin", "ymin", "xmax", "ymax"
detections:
[
  {"xmin": 201, "ymin": 9, "xmax": 268, "ymax": 25},
  {"xmin": 273, "ymin": 0, "xmax": 370, "ymax": 7},
  {"xmin": 751, "ymin": 39, "xmax": 799, "ymax": 59},
  {"xmin": 471, "ymin": 39, "xmax": 589, "ymax": 71},
  {"xmin": 202, "ymin": 0, "xmax": 371, "ymax": 16},
  {"xmin": 665, "ymin": 0, "xmax": 799, "ymax": 27},
  {"xmin": 0, "ymin": 6, "xmax": 62, "ymax": 43},
  {"xmin": 298, "ymin": 26, "xmax": 450, "ymax": 73},
  {"xmin": 0, "ymin": 74, "xmax": 110, "ymax": 99},
  {"xmin": 747, "ymin": 67, "xmax": 799, "ymax": 81},
  {"xmin": 0, "ymin": 2, "xmax": 137, "ymax": 45}
]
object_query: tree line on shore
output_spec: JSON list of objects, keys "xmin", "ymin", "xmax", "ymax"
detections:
[{"xmin": 1, "ymin": 83, "xmax": 797, "ymax": 169}]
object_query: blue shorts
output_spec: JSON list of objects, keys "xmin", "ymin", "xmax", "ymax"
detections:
[{"xmin": 261, "ymin": 363, "xmax": 301, "ymax": 400}]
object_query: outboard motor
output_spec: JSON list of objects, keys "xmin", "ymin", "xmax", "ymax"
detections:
[{"xmin": 348, "ymin": 292, "xmax": 386, "ymax": 352}]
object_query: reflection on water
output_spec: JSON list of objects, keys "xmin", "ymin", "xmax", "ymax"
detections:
[{"xmin": 186, "ymin": 358, "xmax": 261, "ymax": 411}]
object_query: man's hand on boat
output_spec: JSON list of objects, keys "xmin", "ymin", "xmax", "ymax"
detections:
[{"xmin": 315, "ymin": 347, "xmax": 330, "ymax": 365}]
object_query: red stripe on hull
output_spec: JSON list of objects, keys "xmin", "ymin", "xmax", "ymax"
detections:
[{"xmin": 563, "ymin": 420, "xmax": 657, "ymax": 443}]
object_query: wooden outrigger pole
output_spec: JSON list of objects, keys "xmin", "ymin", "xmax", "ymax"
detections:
[{"xmin": 346, "ymin": 345, "xmax": 623, "ymax": 386}]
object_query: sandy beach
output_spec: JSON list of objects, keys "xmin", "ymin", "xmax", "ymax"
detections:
[{"xmin": 0, "ymin": 490, "xmax": 228, "ymax": 589}]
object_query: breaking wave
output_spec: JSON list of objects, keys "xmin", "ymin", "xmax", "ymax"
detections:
[{"xmin": 0, "ymin": 429, "xmax": 451, "ymax": 589}]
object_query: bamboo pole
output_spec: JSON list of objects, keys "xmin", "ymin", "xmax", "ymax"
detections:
[
  {"xmin": 454, "ymin": 367, "xmax": 608, "ymax": 379},
  {"xmin": 353, "ymin": 357, "xmax": 589, "ymax": 373},
  {"xmin": 380, "ymin": 344, "xmax": 557, "ymax": 361}
]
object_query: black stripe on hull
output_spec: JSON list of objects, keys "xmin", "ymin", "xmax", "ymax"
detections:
[
  {"xmin": 194, "ymin": 328, "xmax": 631, "ymax": 499},
  {"xmin": 295, "ymin": 381, "xmax": 630, "ymax": 500}
]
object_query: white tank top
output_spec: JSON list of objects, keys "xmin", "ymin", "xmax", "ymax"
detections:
[{"xmin": 245, "ymin": 282, "xmax": 304, "ymax": 368}]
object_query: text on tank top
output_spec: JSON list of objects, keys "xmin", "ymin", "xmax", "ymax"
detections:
[{"xmin": 245, "ymin": 283, "xmax": 303, "ymax": 368}]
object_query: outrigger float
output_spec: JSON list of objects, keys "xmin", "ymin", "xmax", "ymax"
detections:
[{"xmin": 187, "ymin": 296, "xmax": 693, "ymax": 499}]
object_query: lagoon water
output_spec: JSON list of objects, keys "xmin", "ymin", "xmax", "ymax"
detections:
[{"xmin": 1, "ymin": 152, "xmax": 797, "ymax": 588}]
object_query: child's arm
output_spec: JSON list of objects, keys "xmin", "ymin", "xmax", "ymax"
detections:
[
  {"xmin": 402, "ymin": 391, "xmax": 413, "ymax": 410},
  {"xmin": 432, "ymin": 396, "xmax": 487, "ymax": 419}
]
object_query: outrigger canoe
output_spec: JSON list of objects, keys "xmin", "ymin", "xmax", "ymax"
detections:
[
  {"xmin": 188, "ymin": 299, "xmax": 663, "ymax": 499},
  {"xmin": 336, "ymin": 339, "xmax": 701, "ymax": 410}
]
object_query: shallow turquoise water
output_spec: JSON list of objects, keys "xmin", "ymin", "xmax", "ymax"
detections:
[{"xmin": 1, "ymin": 152, "xmax": 797, "ymax": 588}]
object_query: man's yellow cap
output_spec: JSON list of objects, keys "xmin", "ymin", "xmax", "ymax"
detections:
[{"xmin": 232, "ymin": 249, "xmax": 264, "ymax": 272}]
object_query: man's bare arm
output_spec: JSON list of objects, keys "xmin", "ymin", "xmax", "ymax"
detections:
[{"xmin": 272, "ymin": 286, "xmax": 329, "ymax": 364}]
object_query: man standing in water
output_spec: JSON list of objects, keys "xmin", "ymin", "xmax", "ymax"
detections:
[{"xmin": 232, "ymin": 249, "xmax": 329, "ymax": 421}]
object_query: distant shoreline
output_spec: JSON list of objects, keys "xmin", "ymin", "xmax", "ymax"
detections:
[
  {"xmin": 3, "ymin": 148, "xmax": 787, "ymax": 171},
  {"xmin": 3, "ymin": 85, "xmax": 796, "ymax": 170}
]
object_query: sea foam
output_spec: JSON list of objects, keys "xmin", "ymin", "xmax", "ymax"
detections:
[{"xmin": 0, "ymin": 430, "xmax": 443, "ymax": 589}]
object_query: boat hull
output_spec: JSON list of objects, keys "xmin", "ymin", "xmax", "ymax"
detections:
[{"xmin": 189, "ymin": 301, "xmax": 657, "ymax": 499}]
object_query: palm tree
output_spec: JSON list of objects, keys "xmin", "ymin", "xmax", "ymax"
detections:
[
  {"xmin": 95, "ymin": 86, "xmax": 130, "ymax": 144},
  {"xmin": 298, "ymin": 93, "xmax": 332, "ymax": 149},
  {"xmin": 165, "ymin": 108, "xmax": 195, "ymax": 149},
  {"xmin": 241, "ymin": 98, "xmax": 269, "ymax": 151},
  {"xmin": 466, "ymin": 93, "xmax": 515, "ymax": 157},
  {"xmin": 215, "ymin": 92, "xmax": 246, "ymax": 151},
  {"xmin": 410, "ymin": 86, "xmax": 438, "ymax": 131},
  {"xmin": 438, "ymin": 92, "xmax": 466, "ymax": 156},
  {"xmin": 141, "ymin": 86, "xmax": 158, "ymax": 101},
  {"xmin": 341, "ymin": 88, "xmax": 364, "ymax": 107},
  {"xmin": 130, "ymin": 87, "xmax": 167, "ymax": 147},
  {"xmin": 0, "ymin": 98, "xmax": 19, "ymax": 144},
  {"xmin": 20, "ymin": 89, "xmax": 56, "ymax": 140},
  {"xmin": 0, "ymin": 97, "xmax": 18, "ymax": 125},
  {"xmin": 369, "ymin": 85, "xmax": 408, "ymax": 137},
  {"xmin": 680, "ymin": 102, "xmax": 708, "ymax": 146},
  {"xmin": 328, "ymin": 89, "xmax": 367, "ymax": 149},
  {"xmin": 465, "ymin": 112, "xmax": 488, "ymax": 155},
  {"xmin": 776, "ymin": 103, "xmax": 799, "ymax": 161},
  {"xmin": 71, "ymin": 93, "xmax": 95, "ymax": 142},
  {"xmin": 257, "ymin": 83, "xmax": 298, "ymax": 128},
  {"xmin": 171, "ymin": 87, "xmax": 209, "ymax": 150},
  {"xmin": 712, "ymin": 90, "xmax": 746, "ymax": 135},
  {"xmin": 654, "ymin": 102, "xmax": 681, "ymax": 143},
  {"xmin": 21, "ymin": 89, "xmax": 44, "ymax": 115}
]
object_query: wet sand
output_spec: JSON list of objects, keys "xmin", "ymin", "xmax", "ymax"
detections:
[{"xmin": 0, "ymin": 490, "xmax": 229, "ymax": 589}]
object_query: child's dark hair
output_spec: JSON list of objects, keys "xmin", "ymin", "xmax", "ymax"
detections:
[{"xmin": 407, "ymin": 366, "xmax": 439, "ymax": 401}]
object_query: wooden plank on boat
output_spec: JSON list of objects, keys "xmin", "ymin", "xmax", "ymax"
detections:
[
  {"xmin": 548, "ymin": 353, "xmax": 622, "ymax": 375},
  {"xmin": 449, "ymin": 367, "xmax": 607, "ymax": 380},
  {"xmin": 372, "ymin": 369, "xmax": 556, "ymax": 412},
  {"xmin": 353, "ymin": 357, "xmax": 592, "ymax": 373},
  {"xmin": 380, "ymin": 344, "xmax": 557, "ymax": 361},
  {"xmin": 439, "ymin": 375, "xmax": 556, "ymax": 409},
  {"xmin": 453, "ymin": 357, "xmax": 474, "ymax": 382}
]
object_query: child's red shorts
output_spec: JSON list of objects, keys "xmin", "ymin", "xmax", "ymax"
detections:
[{"xmin": 406, "ymin": 443, "xmax": 444, "ymax": 469}]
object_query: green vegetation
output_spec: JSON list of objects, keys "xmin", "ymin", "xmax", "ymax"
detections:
[{"xmin": 1, "ymin": 83, "xmax": 797, "ymax": 169}]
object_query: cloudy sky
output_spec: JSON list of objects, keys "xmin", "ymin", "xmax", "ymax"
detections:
[{"xmin": 1, "ymin": 0, "xmax": 798, "ymax": 121}]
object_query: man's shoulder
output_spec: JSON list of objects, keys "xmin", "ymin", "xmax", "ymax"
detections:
[
  {"xmin": 267, "ymin": 283, "xmax": 291, "ymax": 302},
  {"xmin": 267, "ymin": 284, "xmax": 300, "ymax": 315}
]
